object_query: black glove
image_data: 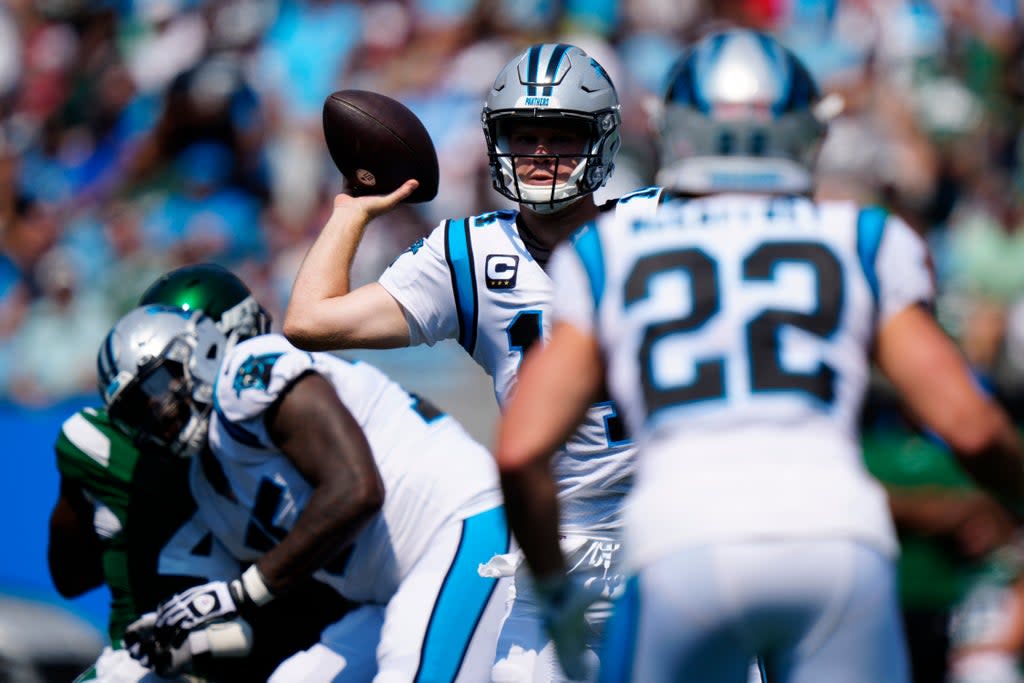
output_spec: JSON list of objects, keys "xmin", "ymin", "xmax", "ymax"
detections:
[{"xmin": 535, "ymin": 574, "xmax": 600, "ymax": 681}]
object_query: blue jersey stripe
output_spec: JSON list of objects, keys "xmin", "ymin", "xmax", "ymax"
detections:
[
  {"xmin": 599, "ymin": 574, "xmax": 640, "ymax": 683},
  {"xmin": 543, "ymin": 43, "xmax": 570, "ymax": 96},
  {"xmin": 856, "ymin": 206, "xmax": 888, "ymax": 307},
  {"xmin": 572, "ymin": 223, "xmax": 606, "ymax": 310},
  {"xmin": 415, "ymin": 506, "xmax": 509, "ymax": 682},
  {"xmin": 444, "ymin": 218, "xmax": 478, "ymax": 353}
]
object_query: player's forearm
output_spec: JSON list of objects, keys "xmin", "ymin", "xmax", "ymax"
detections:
[
  {"xmin": 284, "ymin": 205, "xmax": 370, "ymax": 342},
  {"xmin": 500, "ymin": 459, "xmax": 566, "ymax": 578},
  {"xmin": 952, "ymin": 414, "xmax": 1024, "ymax": 512},
  {"xmin": 255, "ymin": 475, "xmax": 384, "ymax": 595}
]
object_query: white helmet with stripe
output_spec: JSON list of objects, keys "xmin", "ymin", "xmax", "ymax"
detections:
[
  {"xmin": 482, "ymin": 42, "xmax": 621, "ymax": 213},
  {"xmin": 655, "ymin": 29, "xmax": 826, "ymax": 195}
]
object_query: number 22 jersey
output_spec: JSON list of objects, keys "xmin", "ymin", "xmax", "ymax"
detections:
[
  {"xmin": 379, "ymin": 188, "xmax": 666, "ymax": 536},
  {"xmin": 550, "ymin": 195, "xmax": 935, "ymax": 571}
]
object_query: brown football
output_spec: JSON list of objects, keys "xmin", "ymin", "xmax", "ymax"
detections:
[{"xmin": 322, "ymin": 89, "xmax": 439, "ymax": 203}]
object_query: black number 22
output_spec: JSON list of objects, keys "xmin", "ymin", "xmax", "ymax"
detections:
[{"xmin": 624, "ymin": 241, "xmax": 843, "ymax": 415}]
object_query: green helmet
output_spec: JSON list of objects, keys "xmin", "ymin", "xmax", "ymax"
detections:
[{"xmin": 138, "ymin": 263, "xmax": 271, "ymax": 349}]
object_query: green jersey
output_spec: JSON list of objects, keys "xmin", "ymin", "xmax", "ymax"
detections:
[
  {"xmin": 862, "ymin": 428, "xmax": 1007, "ymax": 610},
  {"xmin": 55, "ymin": 407, "xmax": 229, "ymax": 642}
]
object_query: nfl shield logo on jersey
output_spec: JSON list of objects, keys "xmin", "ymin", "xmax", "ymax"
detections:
[{"xmin": 486, "ymin": 255, "xmax": 519, "ymax": 290}]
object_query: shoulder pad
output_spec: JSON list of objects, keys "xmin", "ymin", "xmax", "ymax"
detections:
[
  {"xmin": 217, "ymin": 334, "xmax": 318, "ymax": 424},
  {"xmin": 471, "ymin": 209, "xmax": 518, "ymax": 228}
]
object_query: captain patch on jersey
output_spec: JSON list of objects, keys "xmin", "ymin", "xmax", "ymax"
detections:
[{"xmin": 485, "ymin": 254, "xmax": 519, "ymax": 289}]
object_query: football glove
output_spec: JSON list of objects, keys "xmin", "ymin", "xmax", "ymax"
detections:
[
  {"xmin": 125, "ymin": 611, "xmax": 254, "ymax": 676},
  {"xmin": 153, "ymin": 565, "xmax": 274, "ymax": 648},
  {"xmin": 534, "ymin": 574, "xmax": 600, "ymax": 681}
]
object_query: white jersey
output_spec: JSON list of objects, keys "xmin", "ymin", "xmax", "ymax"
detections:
[
  {"xmin": 379, "ymin": 187, "xmax": 666, "ymax": 535},
  {"xmin": 550, "ymin": 194, "xmax": 935, "ymax": 571},
  {"xmin": 191, "ymin": 334, "xmax": 503, "ymax": 604}
]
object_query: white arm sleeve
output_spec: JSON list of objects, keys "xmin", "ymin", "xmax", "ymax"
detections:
[
  {"xmin": 549, "ymin": 242, "xmax": 598, "ymax": 335},
  {"xmin": 377, "ymin": 223, "xmax": 458, "ymax": 346},
  {"xmin": 875, "ymin": 214, "xmax": 936, "ymax": 325}
]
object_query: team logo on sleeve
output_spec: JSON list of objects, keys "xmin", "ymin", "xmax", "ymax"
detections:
[
  {"xmin": 485, "ymin": 254, "xmax": 519, "ymax": 289},
  {"xmin": 233, "ymin": 353, "xmax": 283, "ymax": 396}
]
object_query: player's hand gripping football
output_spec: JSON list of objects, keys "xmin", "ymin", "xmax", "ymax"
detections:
[
  {"xmin": 535, "ymin": 574, "xmax": 600, "ymax": 681},
  {"xmin": 332, "ymin": 178, "xmax": 419, "ymax": 223}
]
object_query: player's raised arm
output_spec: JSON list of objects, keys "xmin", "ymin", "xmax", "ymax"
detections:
[
  {"xmin": 286, "ymin": 89, "xmax": 440, "ymax": 352},
  {"xmin": 284, "ymin": 182, "xmax": 417, "ymax": 351}
]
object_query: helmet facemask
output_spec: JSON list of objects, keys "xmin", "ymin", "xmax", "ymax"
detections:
[
  {"xmin": 485, "ymin": 110, "xmax": 620, "ymax": 213},
  {"xmin": 100, "ymin": 307, "xmax": 224, "ymax": 458},
  {"xmin": 217, "ymin": 294, "xmax": 271, "ymax": 354}
]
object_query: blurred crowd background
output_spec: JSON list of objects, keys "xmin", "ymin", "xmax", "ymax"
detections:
[
  {"xmin": 2, "ymin": 0, "xmax": 1024, "ymax": 680},
  {"xmin": 0, "ymin": 0, "xmax": 1022, "ymax": 407}
]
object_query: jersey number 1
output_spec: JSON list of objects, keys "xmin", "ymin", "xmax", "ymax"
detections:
[{"xmin": 507, "ymin": 310, "xmax": 627, "ymax": 446}]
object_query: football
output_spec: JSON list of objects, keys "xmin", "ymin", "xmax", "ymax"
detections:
[{"xmin": 322, "ymin": 89, "xmax": 439, "ymax": 203}]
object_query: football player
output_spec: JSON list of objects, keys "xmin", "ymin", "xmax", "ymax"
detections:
[
  {"xmin": 494, "ymin": 30, "xmax": 1024, "ymax": 682},
  {"xmin": 284, "ymin": 42, "xmax": 666, "ymax": 682},
  {"xmin": 103, "ymin": 303, "xmax": 510, "ymax": 682},
  {"xmin": 49, "ymin": 263, "xmax": 349, "ymax": 682}
]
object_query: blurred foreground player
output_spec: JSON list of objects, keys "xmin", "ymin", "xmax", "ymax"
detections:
[{"xmin": 496, "ymin": 30, "xmax": 1024, "ymax": 683}]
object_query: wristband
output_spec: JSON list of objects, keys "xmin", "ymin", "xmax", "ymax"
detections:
[{"xmin": 236, "ymin": 564, "xmax": 275, "ymax": 607}]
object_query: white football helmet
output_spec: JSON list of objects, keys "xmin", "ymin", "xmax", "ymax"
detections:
[
  {"xmin": 98, "ymin": 305, "xmax": 226, "ymax": 458},
  {"xmin": 482, "ymin": 43, "xmax": 621, "ymax": 213},
  {"xmin": 654, "ymin": 29, "xmax": 825, "ymax": 194}
]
